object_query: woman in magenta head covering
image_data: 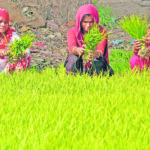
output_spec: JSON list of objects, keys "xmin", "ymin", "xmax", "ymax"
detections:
[
  {"xmin": 130, "ymin": 29, "xmax": 150, "ymax": 71},
  {"xmin": 0, "ymin": 8, "xmax": 31, "ymax": 73},
  {"xmin": 64, "ymin": 4, "xmax": 113, "ymax": 75}
]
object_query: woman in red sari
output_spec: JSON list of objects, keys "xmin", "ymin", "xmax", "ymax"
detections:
[
  {"xmin": 64, "ymin": 4, "xmax": 113, "ymax": 75},
  {"xmin": 0, "ymin": 8, "xmax": 31, "ymax": 73}
]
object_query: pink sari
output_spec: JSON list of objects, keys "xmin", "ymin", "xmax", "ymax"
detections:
[
  {"xmin": 67, "ymin": 4, "xmax": 109, "ymax": 71},
  {"xmin": 130, "ymin": 33, "xmax": 150, "ymax": 71}
]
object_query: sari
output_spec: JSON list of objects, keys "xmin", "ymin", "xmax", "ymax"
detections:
[
  {"xmin": 0, "ymin": 8, "xmax": 31, "ymax": 72},
  {"xmin": 130, "ymin": 33, "xmax": 150, "ymax": 71},
  {"xmin": 65, "ymin": 4, "xmax": 113, "ymax": 75}
]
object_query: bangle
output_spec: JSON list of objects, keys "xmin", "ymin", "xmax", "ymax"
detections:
[{"xmin": 72, "ymin": 47, "xmax": 77, "ymax": 54}]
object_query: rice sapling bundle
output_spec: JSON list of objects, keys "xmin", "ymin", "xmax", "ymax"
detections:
[
  {"xmin": 7, "ymin": 32, "xmax": 35, "ymax": 63},
  {"xmin": 83, "ymin": 23, "xmax": 107, "ymax": 59},
  {"xmin": 119, "ymin": 14, "xmax": 150, "ymax": 59}
]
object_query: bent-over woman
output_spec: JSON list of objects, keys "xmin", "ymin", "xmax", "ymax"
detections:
[
  {"xmin": 64, "ymin": 4, "xmax": 113, "ymax": 76},
  {"xmin": 0, "ymin": 8, "xmax": 31, "ymax": 73},
  {"xmin": 130, "ymin": 29, "xmax": 150, "ymax": 71}
]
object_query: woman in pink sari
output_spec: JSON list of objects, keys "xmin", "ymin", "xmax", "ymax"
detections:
[
  {"xmin": 64, "ymin": 4, "xmax": 114, "ymax": 76},
  {"xmin": 130, "ymin": 29, "xmax": 150, "ymax": 71},
  {"xmin": 0, "ymin": 8, "xmax": 31, "ymax": 73}
]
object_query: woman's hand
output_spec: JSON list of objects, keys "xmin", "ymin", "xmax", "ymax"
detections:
[
  {"xmin": 73, "ymin": 44, "xmax": 87, "ymax": 56},
  {"xmin": 85, "ymin": 50, "xmax": 103, "ymax": 61},
  {"xmin": 13, "ymin": 52, "xmax": 27, "ymax": 61},
  {"xmin": 73, "ymin": 47, "xmax": 85, "ymax": 56},
  {"xmin": 12, "ymin": 55, "xmax": 18, "ymax": 62},
  {"xmin": 93, "ymin": 50, "xmax": 103, "ymax": 58},
  {"xmin": 143, "ymin": 37, "xmax": 150, "ymax": 46},
  {"xmin": 82, "ymin": 50, "xmax": 94, "ymax": 63},
  {"xmin": 133, "ymin": 40, "xmax": 142, "ymax": 55},
  {"xmin": 0, "ymin": 49, "xmax": 7, "ymax": 56},
  {"xmin": 87, "ymin": 50, "xmax": 94, "ymax": 61},
  {"xmin": 20, "ymin": 52, "xmax": 27, "ymax": 58}
]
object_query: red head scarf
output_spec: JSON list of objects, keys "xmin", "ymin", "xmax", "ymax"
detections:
[
  {"xmin": 0, "ymin": 8, "xmax": 16, "ymax": 49},
  {"xmin": 0, "ymin": 8, "xmax": 9, "ymax": 23}
]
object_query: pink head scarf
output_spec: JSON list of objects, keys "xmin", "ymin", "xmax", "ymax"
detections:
[
  {"xmin": 75, "ymin": 4, "xmax": 104, "ymax": 47},
  {"xmin": 0, "ymin": 8, "xmax": 9, "ymax": 23},
  {"xmin": 0, "ymin": 8, "xmax": 16, "ymax": 49}
]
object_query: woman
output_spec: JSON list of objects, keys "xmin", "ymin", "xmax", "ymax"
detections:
[
  {"xmin": 130, "ymin": 29, "xmax": 150, "ymax": 71},
  {"xmin": 64, "ymin": 4, "xmax": 113, "ymax": 76},
  {"xmin": 0, "ymin": 8, "xmax": 31, "ymax": 73}
]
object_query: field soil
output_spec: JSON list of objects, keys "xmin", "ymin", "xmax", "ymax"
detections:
[{"xmin": 2, "ymin": 0, "xmax": 150, "ymax": 68}]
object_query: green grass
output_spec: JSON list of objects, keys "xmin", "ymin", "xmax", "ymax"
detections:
[
  {"xmin": 0, "ymin": 64, "xmax": 150, "ymax": 149},
  {"xmin": 109, "ymin": 49, "xmax": 133, "ymax": 73}
]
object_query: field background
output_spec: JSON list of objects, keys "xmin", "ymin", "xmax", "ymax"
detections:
[
  {"xmin": 1, "ymin": 0, "xmax": 150, "ymax": 149},
  {"xmin": 1, "ymin": 0, "xmax": 150, "ymax": 68},
  {"xmin": 0, "ymin": 67, "xmax": 150, "ymax": 149}
]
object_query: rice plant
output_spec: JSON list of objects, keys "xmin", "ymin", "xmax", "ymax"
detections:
[
  {"xmin": 119, "ymin": 14, "xmax": 149, "ymax": 40},
  {"xmin": 7, "ymin": 32, "xmax": 35, "ymax": 63},
  {"xmin": 84, "ymin": 23, "xmax": 107, "ymax": 58},
  {"xmin": 0, "ymin": 66, "xmax": 150, "ymax": 149},
  {"xmin": 119, "ymin": 14, "xmax": 149, "ymax": 59},
  {"xmin": 109, "ymin": 49, "xmax": 133, "ymax": 73}
]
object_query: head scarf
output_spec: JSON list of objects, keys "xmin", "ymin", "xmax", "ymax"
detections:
[
  {"xmin": 0, "ymin": 8, "xmax": 9, "ymax": 23},
  {"xmin": 0, "ymin": 8, "xmax": 16, "ymax": 49},
  {"xmin": 75, "ymin": 4, "xmax": 104, "ymax": 47}
]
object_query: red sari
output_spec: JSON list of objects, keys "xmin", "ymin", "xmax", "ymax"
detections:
[{"xmin": 0, "ymin": 8, "xmax": 31, "ymax": 72}]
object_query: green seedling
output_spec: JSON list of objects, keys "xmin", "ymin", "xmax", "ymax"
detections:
[
  {"xmin": 83, "ymin": 23, "xmax": 107, "ymax": 59},
  {"xmin": 119, "ymin": 14, "xmax": 149, "ymax": 59},
  {"xmin": 7, "ymin": 32, "xmax": 35, "ymax": 63},
  {"xmin": 0, "ymin": 65, "xmax": 150, "ymax": 149}
]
